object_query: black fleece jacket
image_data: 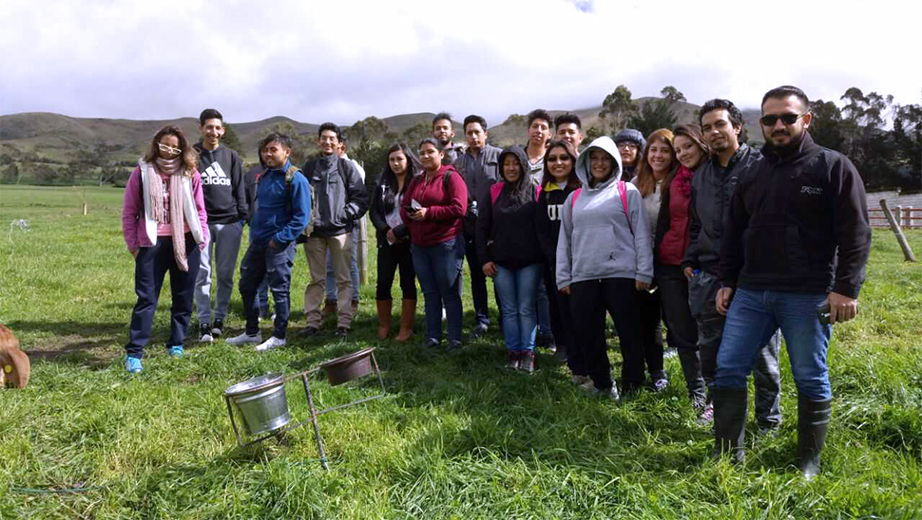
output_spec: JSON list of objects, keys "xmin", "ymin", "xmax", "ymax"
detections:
[
  {"xmin": 475, "ymin": 147, "xmax": 542, "ymax": 270},
  {"xmin": 194, "ymin": 142, "xmax": 247, "ymax": 224},
  {"xmin": 719, "ymin": 132, "xmax": 871, "ymax": 298}
]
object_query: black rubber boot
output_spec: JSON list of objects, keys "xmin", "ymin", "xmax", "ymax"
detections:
[
  {"xmin": 796, "ymin": 395, "xmax": 832, "ymax": 480},
  {"xmin": 677, "ymin": 348, "xmax": 707, "ymax": 407},
  {"xmin": 713, "ymin": 387, "xmax": 748, "ymax": 463}
]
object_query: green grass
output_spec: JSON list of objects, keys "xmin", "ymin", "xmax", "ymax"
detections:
[{"xmin": 0, "ymin": 185, "xmax": 920, "ymax": 519}]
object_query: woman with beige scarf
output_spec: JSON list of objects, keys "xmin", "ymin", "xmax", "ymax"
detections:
[{"xmin": 121, "ymin": 126, "xmax": 209, "ymax": 373}]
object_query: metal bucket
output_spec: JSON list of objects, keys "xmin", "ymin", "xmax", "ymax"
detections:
[
  {"xmin": 320, "ymin": 348, "xmax": 375, "ymax": 386},
  {"xmin": 225, "ymin": 373, "xmax": 291, "ymax": 436}
]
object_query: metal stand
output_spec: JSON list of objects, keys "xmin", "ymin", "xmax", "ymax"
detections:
[{"xmin": 226, "ymin": 349, "xmax": 386, "ymax": 470}]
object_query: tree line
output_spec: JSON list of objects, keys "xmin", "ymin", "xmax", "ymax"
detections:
[{"xmin": 2, "ymin": 87, "xmax": 919, "ymax": 192}]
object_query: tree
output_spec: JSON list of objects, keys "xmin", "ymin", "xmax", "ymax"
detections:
[
  {"xmin": 33, "ymin": 164, "xmax": 58, "ymax": 184},
  {"xmin": 584, "ymin": 126, "xmax": 604, "ymax": 143},
  {"xmin": 625, "ymin": 86, "xmax": 686, "ymax": 137},
  {"xmin": 222, "ymin": 122, "xmax": 244, "ymax": 157},
  {"xmin": 401, "ymin": 122, "xmax": 430, "ymax": 147},
  {"xmin": 660, "ymin": 85, "xmax": 686, "ymax": 105},
  {"xmin": 599, "ymin": 85, "xmax": 636, "ymax": 135},
  {"xmin": 808, "ymin": 100, "xmax": 845, "ymax": 151},
  {"xmin": 1, "ymin": 163, "xmax": 19, "ymax": 184}
]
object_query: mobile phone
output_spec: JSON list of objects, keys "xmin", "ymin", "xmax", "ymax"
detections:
[
  {"xmin": 817, "ymin": 302, "xmax": 831, "ymax": 326},
  {"xmin": 403, "ymin": 205, "xmax": 417, "ymax": 213}
]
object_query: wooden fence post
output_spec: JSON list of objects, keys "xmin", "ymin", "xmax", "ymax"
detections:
[
  {"xmin": 358, "ymin": 216, "xmax": 368, "ymax": 285},
  {"xmin": 880, "ymin": 199, "xmax": 916, "ymax": 262}
]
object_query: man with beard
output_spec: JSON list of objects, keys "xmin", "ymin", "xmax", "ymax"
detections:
[
  {"xmin": 432, "ymin": 113, "xmax": 463, "ymax": 164},
  {"xmin": 681, "ymin": 99, "xmax": 782, "ymax": 428},
  {"xmin": 713, "ymin": 86, "xmax": 870, "ymax": 478}
]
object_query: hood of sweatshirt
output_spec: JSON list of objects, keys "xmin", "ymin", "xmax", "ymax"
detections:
[
  {"xmin": 575, "ymin": 136, "xmax": 623, "ymax": 191},
  {"xmin": 497, "ymin": 146, "xmax": 530, "ymax": 184}
]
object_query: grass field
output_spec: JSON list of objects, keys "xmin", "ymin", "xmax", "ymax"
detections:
[{"xmin": 0, "ymin": 185, "xmax": 920, "ymax": 519}]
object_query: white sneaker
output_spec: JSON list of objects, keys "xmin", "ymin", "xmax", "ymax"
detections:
[
  {"xmin": 200, "ymin": 332, "xmax": 214, "ymax": 343},
  {"xmin": 226, "ymin": 332, "xmax": 262, "ymax": 345},
  {"xmin": 255, "ymin": 336, "xmax": 286, "ymax": 352}
]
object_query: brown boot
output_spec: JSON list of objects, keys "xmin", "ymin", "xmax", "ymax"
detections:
[
  {"xmin": 395, "ymin": 299, "xmax": 416, "ymax": 342},
  {"xmin": 321, "ymin": 299, "xmax": 337, "ymax": 320},
  {"xmin": 376, "ymin": 300, "xmax": 392, "ymax": 339}
]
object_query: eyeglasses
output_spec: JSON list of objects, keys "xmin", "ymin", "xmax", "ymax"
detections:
[
  {"xmin": 158, "ymin": 143, "xmax": 182, "ymax": 155},
  {"xmin": 616, "ymin": 143, "xmax": 638, "ymax": 151},
  {"xmin": 760, "ymin": 113, "xmax": 805, "ymax": 127}
]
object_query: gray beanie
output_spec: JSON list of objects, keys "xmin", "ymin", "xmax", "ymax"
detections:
[{"xmin": 614, "ymin": 128, "xmax": 646, "ymax": 151}]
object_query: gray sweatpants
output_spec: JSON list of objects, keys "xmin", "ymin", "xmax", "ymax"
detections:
[
  {"xmin": 195, "ymin": 221, "xmax": 244, "ymax": 324},
  {"xmin": 688, "ymin": 270, "xmax": 782, "ymax": 428}
]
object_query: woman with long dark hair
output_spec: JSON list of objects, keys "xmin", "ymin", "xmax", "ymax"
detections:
[
  {"xmin": 655, "ymin": 124, "xmax": 710, "ymax": 411},
  {"xmin": 121, "ymin": 125, "xmax": 209, "ymax": 373},
  {"xmin": 631, "ymin": 128, "xmax": 676, "ymax": 391},
  {"xmin": 370, "ymin": 143, "xmax": 420, "ymax": 341},
  {"xmin": 401, "ymin": 138, "xmax": 468, "ymax": 350},
  {"xmin": 536, "ymin": 140, "xmax": 581, "ymax": 373},
  {"xmin": 476, "ymin": 146, "xmax": 543, "ymax": 372},
  {"xmin": 557, "ymin": 136, "xmax": 653, "ymax": 398}
]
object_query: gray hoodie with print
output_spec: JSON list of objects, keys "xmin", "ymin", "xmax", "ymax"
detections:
[{"xmin": 556, "ymin": 136, "xmax": 654, "ymax": 290}]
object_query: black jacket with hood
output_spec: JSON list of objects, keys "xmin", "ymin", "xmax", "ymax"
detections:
[
  {"xmin": 302, "ymin": 154, "xmax": 369, "ymax": 237},
  {"xmin": 194, "ymin": 142, "xmax": 247, "ymax": 224},
  {"xmin": 719, "ymin": 132, "xmax": 871, "ymax": 298},
  {"xmin": 475, "ymin": 146, "xmax": 542, "ymax": 270},
  {"xmin": 681, "ymin": 143, "xmax": 761, "ymax": 275}
]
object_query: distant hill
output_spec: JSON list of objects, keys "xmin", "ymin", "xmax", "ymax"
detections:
[{"xmin": 0, "ymin": 103, "xmax": 765, "ymax": 184}]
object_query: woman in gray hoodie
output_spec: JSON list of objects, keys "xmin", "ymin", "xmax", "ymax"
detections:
[{"xmin": 556, "ymin": 136, "xmax": 654, "ymax": 397}]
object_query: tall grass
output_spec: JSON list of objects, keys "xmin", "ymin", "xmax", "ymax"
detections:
[{"xmin": 0, "ymin": 185, "xmax": 920, "ymax": 519}]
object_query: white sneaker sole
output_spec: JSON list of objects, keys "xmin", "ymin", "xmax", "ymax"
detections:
[{"xmin": 255, "ymin": 338, "xmax": 286, "ymax": 351}]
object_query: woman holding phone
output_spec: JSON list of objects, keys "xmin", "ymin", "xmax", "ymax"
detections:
[{"xmin": 401, "ymin": 138, "xmax": 468, "ymax": 350}]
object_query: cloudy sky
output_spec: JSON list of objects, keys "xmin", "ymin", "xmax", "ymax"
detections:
[{"xmin": 1, "ymin": 0, "xmax": 919, "ymax": 126}]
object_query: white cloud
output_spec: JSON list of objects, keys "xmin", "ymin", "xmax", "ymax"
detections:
[{"xmin": 1, "ymin": 0, "xmax": 918, "ymax": 124}]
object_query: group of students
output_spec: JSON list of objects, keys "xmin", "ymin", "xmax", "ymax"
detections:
[{"xmin": 122, "ymin": 85, "xmax": 872, "ymax": 478}]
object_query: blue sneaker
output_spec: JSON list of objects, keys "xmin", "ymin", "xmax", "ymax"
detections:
[
  {"xmin": 167, "ymin": 345, "xmax": 184, "ymax": 358},
  {"xmin": 125, "ymin": 356, "xmax": 143, "ymax": 373}
]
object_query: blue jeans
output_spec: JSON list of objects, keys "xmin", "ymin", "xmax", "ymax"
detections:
[
  {"xmin": 494, "ymin": 264, "xmax": 542, "ymax": 352},
  {"xmin": 715, "ymin": 288, "xmax": 832, "ymax": 400},
  {"xmin": 536, "ymin": 278, "xmax": 553, "ymax": 338},
  {"xmin": 256, "ymin": 278, "xmax": 270, "ymax": 318},
  {"xmin": 411, "ymin": 237, "xmax": 465, "ymax": 342},
  {"xmin": 239, "ymin": 241, "xmax": 297, "ymax": 339},
  {"xmin": 326, "ymin": 231, "xmax": 359, "ymax": 303},
  {"xmin": 126, "ymin": 235, "xmax": 200, "ymax": 358}
]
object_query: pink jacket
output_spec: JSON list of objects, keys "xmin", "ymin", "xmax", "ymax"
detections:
[{"xmin": 122, "ymin": 162, "xmax": 209, "ymax": 252}]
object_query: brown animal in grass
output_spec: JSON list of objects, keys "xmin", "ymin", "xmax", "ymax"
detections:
[{"xmin": 0, "ymin": 324, "xmax": 30, "ymax": 389}]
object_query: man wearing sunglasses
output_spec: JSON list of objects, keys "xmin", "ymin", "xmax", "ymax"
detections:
[
  {"xmin": 682, "ymin": 99, "xmax": 783, "ymax": 429},
  {"xmin": 714, "ymin": 86, "xmax": 871, "ymax": 479}
]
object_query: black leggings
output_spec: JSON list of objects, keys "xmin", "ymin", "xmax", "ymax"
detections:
[
  {"xmin": 570, "ymin": 278, "xmax": 644, "ymax": 391},
  {"xmin": 376, "ymin": 240, "xmax": 417, "ymax": 300}
]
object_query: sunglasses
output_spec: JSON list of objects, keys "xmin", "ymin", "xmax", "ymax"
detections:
[
  {"xmin": 760, "ymin": 113, "xmax": 805, "ymax": 126},
  {"xmin": 158, "ymin": 143, "xmax": 182, "ymax": 155}
]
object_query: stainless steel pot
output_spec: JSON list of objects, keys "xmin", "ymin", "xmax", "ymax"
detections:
[{"xmin": 225, "ymin": 373, "xmax": 291, "ymax": 436}]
